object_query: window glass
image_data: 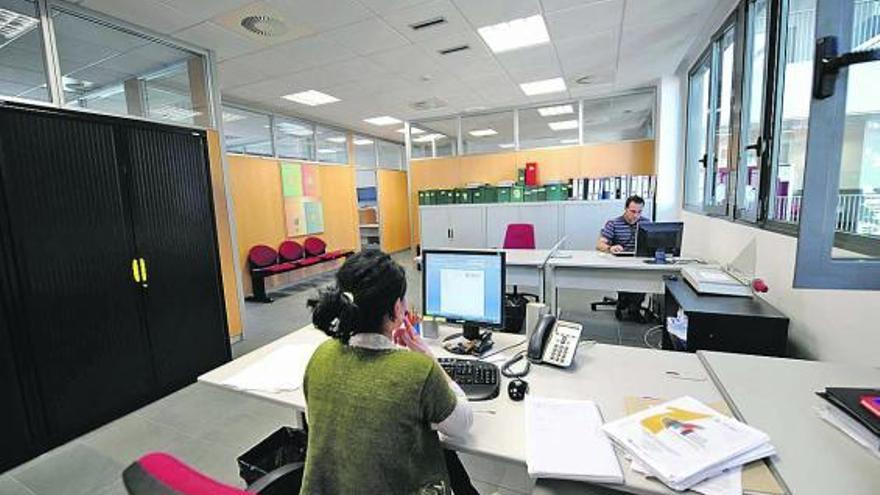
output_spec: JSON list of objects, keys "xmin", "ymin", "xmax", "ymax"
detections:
[
  {"xmin": 770, "ymin": 0, "xmax": 816, "ymax": 223},
  {"xmin": 52, "ymin": 7, "xmax": 209, "ymax": 126},
  {"xmin": 378, "ymin": 140, "xmax": 402, "ymax": 169},
  {"xmin": 354, "ymin": 135, "xmax": 376, "ymax": 167},
  {"xmin": 411, "ymin": 118, "xmax": 457, "ymax": 158},
  {"xmin": 462, "ymin": 111, "xmax": 514, "ymax": 154},
  {"xmin": 275, "ymin": 116, "xmax": 314, "ymax": 160},
  {"xmin": 519, "ymin": 102, "xmax": 578, "ymax": 149},
  {"xmin": 222, "ymin": 105, "xmax": 273, "ymax": 156},
  {"xmin": 315, "ymin": 125, "xmax": 348, "ymax": 164},
  {"xmin": 0, "ymin": 0, "xmax": 50, "ymax": 102},
  {"xmin": 684, "ymin": 58, "xmax": 712, "ymax": 209},
  {"xmin": 737, "ymin": 0, "xmax": 769, "ymax": 219},
  {"xmin": 582, "ymin": 91, "xmax": 655, "ymax": 144},
  {"xmin": 709, "ymin": 26, "xmax": 736, "ymax": 209}
]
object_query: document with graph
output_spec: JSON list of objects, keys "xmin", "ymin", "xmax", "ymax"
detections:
[{"xmin": 602, "ymin": 396, "xmax": 775, "ymax": 491}]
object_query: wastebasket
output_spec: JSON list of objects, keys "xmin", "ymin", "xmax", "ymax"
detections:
[{"xmin": 238, "ymin": 426, "xmax": 308, "ymax": 494}]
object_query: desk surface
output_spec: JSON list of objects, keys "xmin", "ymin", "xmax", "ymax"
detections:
[
  {"xmin": 415, "ymin": 249, "xmax": 552, "ymax": 266},
  {"xmin": 547, "ymin": 250, "xmax": 688, "ymax": 271},
  {"xmin": 699, "ymin": 351, "xmax": 880, "ymax": 495},
  {"xmin": 666, "ymin": 278, "xmax": 787, "ymax": 319},
  {"xmin": 200, "ymin": 324, "xmax": 727, "ymax": 495}
]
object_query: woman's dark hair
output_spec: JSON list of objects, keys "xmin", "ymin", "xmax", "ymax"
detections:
[{"xmin": 307, "ymin": 250, "xmax": 407, "ymax": 343}]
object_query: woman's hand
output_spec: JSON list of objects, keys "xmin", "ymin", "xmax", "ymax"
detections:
[{"xmin": 393, "ymin": 316, "xmax": 433, "ymax": 357}]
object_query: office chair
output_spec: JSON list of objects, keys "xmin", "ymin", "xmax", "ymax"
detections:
[
  {"xmin": 503, "ymin": 223, "xmax": 536, "ymax": 250},
  {"xmin": 503, "ymin": 224, "xmax": 538, "ymax": 333},
  {"xmin": 123, "ymin": 452, "xmax": 303, "ymax": 495}
]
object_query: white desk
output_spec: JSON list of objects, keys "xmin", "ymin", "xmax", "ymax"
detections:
[
  {"xmin": 545, "ymin": 251, "xmax": 683, "ymax": 312},
  {"xmin": 199, "ymin": 324, "xmax": 725, "ymax": 495},
  {"xmin": 699, "ymin": 351, "xmax": 880, "ymax": 495}
]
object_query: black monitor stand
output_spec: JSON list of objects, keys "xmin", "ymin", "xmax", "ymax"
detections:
[
  {"xmin": 643, "ymin": 249, "xmax": 676, "ymax": 265},
  {"xmin": 443, "ymin": 322, "xmax": 494, "ymax": 356}
]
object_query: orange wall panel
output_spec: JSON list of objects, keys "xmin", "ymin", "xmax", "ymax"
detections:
[
  {"xmin": 580, "ymin": 139, "xmax": 655, "ymax": 177},
  {"xmin": 318, "ymin": 165, "xmax": 360, "ymax": 253},
  {"xmin": 516, "ymin": 146, "xmax": 582, "ymax": 182},
  {"xmin": 378, "ymin": 169, "xmax": 412, "ymax": 253},
  {"xmin": 207, "ymin": 131, "xmax": 243, "ymax": 339},
  {"xmin": 458, "ymin": 152, "xmax": 517, "ymax": 185}
]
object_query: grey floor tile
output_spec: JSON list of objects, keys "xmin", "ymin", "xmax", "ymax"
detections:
[
  {"xmin": 473, "ymin": 479, "xmax": 530, "ymax": 495},
  {"xmin": 0, "ymin": 475, "xmax": 36, "ymax": 495},
  {"xmin": 167, "ymin": 438, "xmax": 245, "ymax": 487},
  {"xmin": 11, "ymin": 443, "xmax": 126, "ymax": 495},
  {"xmin": 95, "ymin": 480, "xmax": 126, "ymax": 495},
  {"xmin": 79, "ymin": 413, "xmax": 194, "ymax": 466},
  {"xmin": 135, "ymin": 384, "xmax": 252, "ymax": 437},
  {"xmin": 193, "ymin": 406, "xmax": 295, "ymax": 453}
]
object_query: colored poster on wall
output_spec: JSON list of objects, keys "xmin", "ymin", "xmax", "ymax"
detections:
[{"xmin": 281, "ymin": 162, "xmax": 325, "ymax": 236}]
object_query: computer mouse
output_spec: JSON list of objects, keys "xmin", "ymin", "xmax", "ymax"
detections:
[{"xmin": 508, "ymin": 379, "xmax": 529, "ymax": 401}]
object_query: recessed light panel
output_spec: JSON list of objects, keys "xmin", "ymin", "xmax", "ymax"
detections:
[
  {"xmin": 413, "ymin": 133, "xmax": 446, "ymax": 143},
  {"xmin": 478, "ymin": 15, "xmax": 550, "ymax": 53},
  {"xmin": 364, "ymin": 116, "xmax": 402, "ymax": 126},
  {"xmin": 0, "ymin": 8, "xmax": 38, "ymax": 40},
  {"xmin": 353, "ymin": 138, "xmax": 374, "ymax": 146},
  {"xmin": 538, "ymin": 104, "xmax": 574, "ymax": 117},
  {"xmin": 317, "ymin": 148, "xmax": 337, "ymax": 154},
  {"xmin": 325, "ymin": 136, "xmax": 347, "ymax": 143},
  {"xmin": 397, "ymin": 127, "xmax": 425, "ymax": 134},
  {"xmin": 469, "ymin": 128, "xmax": 498, "ymax": 137},
  {"xmin": 520, "ymin": 77, "xmax": 566, "ymax": 96},
  {"xmin": 560, "ymin": 138, "xmax": 579, "ymax": 144},
  {"xmin": 548, "ymin": 120, "xmax": 579, "ymax": 131},
  {"xmin": 282, "ymin": 90, "xmax": 340, "ymax": 106},
  {"xmin": 498, "ymin": 143, "xmax": 515, "ymax": 149}
]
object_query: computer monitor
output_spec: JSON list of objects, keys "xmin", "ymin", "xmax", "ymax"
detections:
[
  {"xmin": 356, "ymin": 187, "xmax": 377, "ymax": 203},
  {"xmin": 636, "ymin": 222, "xmax": 684, "ymax": 264},
  {"xmin": 422, "ymin": 250, "xmax": 505, "ymax": 351}
]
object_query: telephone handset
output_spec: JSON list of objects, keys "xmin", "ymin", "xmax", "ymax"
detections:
[{"xmin": 527, "ymin": 314, "xmax": 583, "ymax": 367}]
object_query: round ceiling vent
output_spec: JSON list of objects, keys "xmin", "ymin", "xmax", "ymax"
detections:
[
  {"xmin": 240, "ymin": 15, "xmax": 287, "ymax": 37},
  {"xmin": 575, "ymin": 75, "xmax": 593, "ymax": 85}
]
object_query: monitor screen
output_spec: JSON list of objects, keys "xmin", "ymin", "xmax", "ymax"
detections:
[
  {"xmin": 422, "ymin": 250, "xmax": 505, "ymax": 326},
  {"xmin": 357, "ymin": 187, "xmax": 377, "ymax": 203},
  {"xmin": 636, "ymin": 222, "xmax": 684, "ymax": 257}
]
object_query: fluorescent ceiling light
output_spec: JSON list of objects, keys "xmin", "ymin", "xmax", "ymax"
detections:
[
  {"xmin": 277, "ymin": 122, "xmax": 313, "ymax": 136},
  {"xmin": 282, "ymin": 90, "xmax": 340, "ymax": 106},
  {"xmin": 317, "ymin": 148, "xmax": 338, "ymax": 154},
  {"xmin": 364, "ymin": 116, "xmax": 402, "ymax": 126},
  {"xmin": 397, "ymin": 127, "xmax": 424, "ymax": 134},
  {"xmin": 413, "ymin": 133, "xmax": 446, "ymax": 143},
  {"xmin": 325, "ymin": 136, "xmax": 347, "ymax": 143},
  {"xmin": 468, "ymin": 128, "xmax": 498, "ymax": 137},
  {"xmin": 0, "ymin": 8, "xmax": 38, "ymax": 41},
  {"xmin": 548, "ymin": 119, "xmax": 579, "ymax": 131},
  {"xmin": 538, "ymin": 104, "xmax": 574, "ymax": 117},
  {"xmin": 498, "ymin": 143, "xmax": 515, "ymax": 149},
  {"xmin": 353, "ymin": 138, "xmax": 374, "ymax": 145},
  {"xmin": 477, "ymin": 15, "xmax": 550, "ymax": 53},
  {"xmin": 520, "ymin": 77, "xmax": 566, "ymax": 96},
  {"xmin": 222, "ymin": 111, "xmax": 245, "ymax": 123},
  {"xmin": 560, "ymin": 138, "xmax": 579, "ymax": 144}
]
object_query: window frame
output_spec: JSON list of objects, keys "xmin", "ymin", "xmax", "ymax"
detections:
[{"xmin": 683, "ymin": 49, "xmax": 715, "ymax": 213}]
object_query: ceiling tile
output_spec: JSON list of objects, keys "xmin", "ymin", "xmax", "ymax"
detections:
[
  {"xmin": 623, "ymin": 0, "xmax": 708, "ymax": 26},
  {"xmin": 382, "ymin": 0, "xmax": 471, "ymax": 43},
  {"xmin": 545, "ymin": 0, "xmax": 623, "ymax": 42},
  {"xmin": 358, "ymin": 0, "xmax": 433, "ymax": 15},
  {"xmin": 82, "ymin": 0, "xmax": 202, "ymax": 33},
  {"xmin": 217, "ymin": 56, "xmax": 275, "ymax": 89},
  {"xmin": 241, "ymin": 33, "xmax": 358, "ymax": 79},
  {"xmin": 495, "ymin": 44, "xmax": 562, "ymax": 82},
  {"xmin": 264, "ymin": 0, "xmax": 373, "ymax": 31},
  {"xmin": 174, "ymin": 22, "xmax": 264, "ymax": 61},
  {"xmin": 158, "ymin": 0, "xmax": 250, "ymax": 19},
  {"xmin": 554, "ymin": 30, "xmax": 617, "ymax": 76},
  {"xmin": 540, "ymin": 0, "xmax": 611, "ymax": 13},
  {"xmin": 451, "ymin": 0, "xmax": 541, "ymax": 28},
  {"xmin": 368, "ymin": 44, "xmax": 441, "ymax": 76},
  {"xmin": 328, "ymin": 17, "xmax": 412, "ymax": 56}
]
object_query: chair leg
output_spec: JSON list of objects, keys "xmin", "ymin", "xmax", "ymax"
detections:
[{"xmin": 247, "ymin": 275, "xmax": 274, "ymax": 303}]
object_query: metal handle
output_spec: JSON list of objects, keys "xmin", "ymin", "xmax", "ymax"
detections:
[
  {"xmin": 131, "ymin": 259, "xmax": 141, "ymax": 283},
  {"xmin": 745, "ymin": 136, "xmax": 762, "ymax": 155},
  {"xmin": 139, "ymin": 258, "xmax": 147, "ymax": 283},
  {"xmin": 813, "ymin": 36, "xmax": 880, "ymax": 99},
  {"xmin": 698, "ymin": 154, "xmax": 708, "ymax": 168}
]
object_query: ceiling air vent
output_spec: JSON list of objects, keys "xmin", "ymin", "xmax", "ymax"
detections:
[
  {"xmin": 240, "ymin": 15, "xmax": 287, "ymax": 37},
  {"xmin": 438, "ymin": 44, "xmax": 470, "ymax": 55},
  {"xmin": 410, "ymin": 97, "xmax": 448, "ymax": 111},
  {"xmin": 409, "ymin": 16, "xmax": 446, "ymax": 30}
]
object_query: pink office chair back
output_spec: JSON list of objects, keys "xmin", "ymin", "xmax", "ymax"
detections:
[{"xmin": 503, "ymin": 224, "xmax": 535, "ymax": 249}]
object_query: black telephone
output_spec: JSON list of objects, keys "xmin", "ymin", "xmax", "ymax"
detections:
[{"xmin": 527, "ymin": 314, "xmax": 583, "ymax": 367}]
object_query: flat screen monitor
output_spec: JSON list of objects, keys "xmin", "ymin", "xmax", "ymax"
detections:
[
  {"xmin": 422, "ymin": 250, "xmax": 505, "ymax": 335},
  {"xmin": 357, "ymin": 187, "xmax": 377, "ymax": 203},
  {"xmin": 636, "ymin": 222, "xmax": 684, "ymax": 260}
]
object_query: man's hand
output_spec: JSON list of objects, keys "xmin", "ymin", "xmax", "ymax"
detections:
[{"xmin": 609, "ymin": 245, "xmax": 625, "ymax": 254}]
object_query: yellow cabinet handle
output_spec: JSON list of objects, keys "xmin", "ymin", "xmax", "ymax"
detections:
[
  {"xmin": 139, "ymin": 258, "xmax": 147, "ymax": 282},
  {"xmin": 132, "ymin": 259, "xmax": 141, "ymax": 283}
]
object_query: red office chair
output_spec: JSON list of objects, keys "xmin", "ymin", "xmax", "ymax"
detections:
[
  {"xmin": 502, "ymin": 224, "xmax": 538, "ymax": 333},
  {"xmin": 123, "ymin": 452, "xmax": 303, "ymax": 495},
  {"xmin": 502, "ymin": 224, "xmax": 536, "ymax": 250}
]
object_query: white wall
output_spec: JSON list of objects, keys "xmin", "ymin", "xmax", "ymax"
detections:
[
  {"xmin": 655, "ymin": 75, "xmax": 683, "ymax": 221},
  {"xmin": 681, "ymin": 212, "xmax": 879, "ymax": 366}
]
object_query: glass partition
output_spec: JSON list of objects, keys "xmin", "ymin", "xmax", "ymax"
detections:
[
  {"xmin": 461, "ymin": 110, "xmax": 514, "ymax": 154},
  {"xmin": 519, "ymin": 102, "xmax": 578, "ymax": 149},
  {"xmin": 0, "ymin": 0, "xmax": 50, "ymax": 102},
  {"xmin": 581, "ymin": 91, "xmax": 655, "ymax": 144},
  {"xmin": 275, "ymin": 116, "xmax": 315, "ymax": 160},
  {"xmin": 378, "ymin": 139, "xmax": 403, "ymax": 169},
  {"xmin": 315, "ymin": 125, "xmax": 348, "ymax": 164},
  {"xmin": 222, "ymin": 105, "xmax": 273, "ymax": 156},
  {"xmin": 354, "ymin": 135, "xmax": 376, "ymax": 167}
]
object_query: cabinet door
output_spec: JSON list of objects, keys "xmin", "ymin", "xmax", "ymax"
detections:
[
  {"xmin": 519, "ymin": 204, "xmax": 559, "ymax": 248},
  {"xmin": 486, "ymin": 205, "xmax": 520, "ymax": 248},
  {"xmin": 449, "ymin": 206, "xmax": 486, "ymax": 248},
  {"xmin": 420, "ymin": 207, "xmax": 451, "ymax": 249},
  {"xmin": 123, "ymin": 127, "xmax": 230, "ymax": 393},
  {"xmin": 562, "ymin": 202, "xmax": 624, "ymax": 249},
  {"xmin": 0, "ymin": 107, "xmax": 154, "ymax": 445}
]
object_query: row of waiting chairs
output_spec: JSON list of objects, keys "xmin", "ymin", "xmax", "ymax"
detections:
[{"xmin": 247, "ymin": 237, "xmax": 353, "ymax": 303}]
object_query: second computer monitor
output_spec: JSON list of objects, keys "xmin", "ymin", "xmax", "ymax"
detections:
[
  {"xmin": 422, "ymin": 250, "xmax": 505, "ymax": 339},
  {"xmin": 637, "ymin": 222, "xmax": 684, "ymax": 259}
]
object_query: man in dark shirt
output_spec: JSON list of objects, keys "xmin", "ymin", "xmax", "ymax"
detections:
[{"xmin": 597, "ymin": 195, "xmax": 650, "ymax": 321}]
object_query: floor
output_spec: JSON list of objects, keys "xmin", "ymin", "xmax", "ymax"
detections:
[{"xmin": 0, "ymin": 250, "xmax": 659, "ymax": 495}]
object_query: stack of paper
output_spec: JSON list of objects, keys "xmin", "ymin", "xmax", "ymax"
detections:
[
  {"xmin": 525, "ymin": 397, "xmax": 623, "ymax": 484},
  {"xmin": 602, "ymin": 396, "xmax": 775, "ymax": 491},
  {"xmin": 221, "ymin": 344, "xmax": 319, "ymax": 393}
]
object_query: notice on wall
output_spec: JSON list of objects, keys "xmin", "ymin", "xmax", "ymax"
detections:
[{"xmin": 281, "ymin": 162, "xmax": 324, "ymax": 236}]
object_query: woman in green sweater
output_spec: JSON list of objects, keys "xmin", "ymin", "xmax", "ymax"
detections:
[{"xmin": 302, "ymin": 250, "xmax": 476, "ymax": 495}]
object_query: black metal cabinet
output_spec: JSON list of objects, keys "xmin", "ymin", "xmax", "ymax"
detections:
[{"xmin": 0, "ymin": 103, "xmax": 229, "ymax": 469}]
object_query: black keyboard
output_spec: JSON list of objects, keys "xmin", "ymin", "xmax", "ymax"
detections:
[{"xmin": 438, "ymin": 358, "xmax": 500, "ymax": 401}]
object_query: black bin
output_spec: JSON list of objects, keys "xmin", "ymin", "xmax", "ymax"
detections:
[{"xmin": 238, "ymin": 427, "xmax": 308, "ymax": 492}]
